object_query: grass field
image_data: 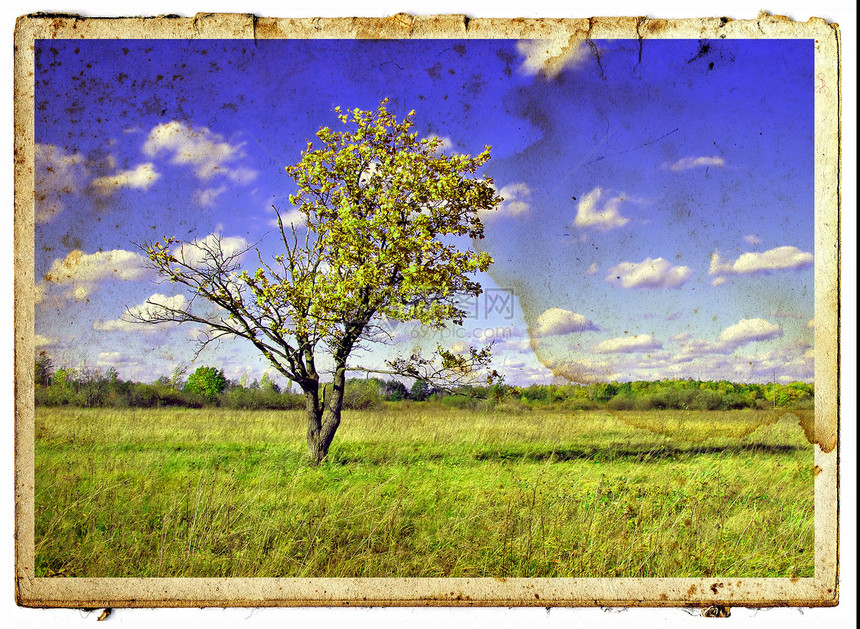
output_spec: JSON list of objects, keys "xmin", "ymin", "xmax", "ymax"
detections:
[{"xmin": 34, "ymin": 404, "xmax": 814, "ymax": 578}]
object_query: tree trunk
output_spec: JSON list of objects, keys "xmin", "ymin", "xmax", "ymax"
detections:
[
  {"xmin": 304, "ymin": 388, "xmax": 327, "ymax": 465},
  {"xmin": 304, "ymin": 365, "xmax": 347, "ymax": 465}
]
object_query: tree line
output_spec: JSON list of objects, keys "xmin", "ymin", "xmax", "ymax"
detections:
[{"xmin": 34, "ymin": 354, "xmax": 814, "ymax": 412}]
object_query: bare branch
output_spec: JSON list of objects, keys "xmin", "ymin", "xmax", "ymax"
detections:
[{"xmin": 348, "ymin": 343, "xmax": 502, "ymax": 398}]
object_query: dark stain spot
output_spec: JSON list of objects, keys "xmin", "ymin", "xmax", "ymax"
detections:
[
  {"xmin": 453, "ymin": 44, "xmax": 466, "ymax": 55},
  {"xmin": 688, "ymin": 41, "xmax": 711, "ymax": 64},
  {"xmin": 496, "ymin": 48, "xmax": 515, "ymax": 77},
  {"xmin": 426, "ymin": 62, "xmax": 442, "ymax": 79},
  {"xmin": 61, "ymin": 234, "xmax": 82, "ymax": 250}
]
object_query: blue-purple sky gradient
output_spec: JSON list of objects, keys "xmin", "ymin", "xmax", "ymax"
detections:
[{"xmin": 34, "ymin": 37, "xmax": 815, "ymax": 386}]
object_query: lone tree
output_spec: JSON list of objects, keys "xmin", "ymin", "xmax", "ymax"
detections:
[{"xmin": 136, "ymin": 100, "xmax": 502, "ymax": 463}]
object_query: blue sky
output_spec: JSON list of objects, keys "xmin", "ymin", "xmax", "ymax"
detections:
[{"xmin": 33, "ymin": 37, "xmax": 816, "ymax": 387}]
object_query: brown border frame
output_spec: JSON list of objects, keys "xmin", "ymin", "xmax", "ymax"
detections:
[{"xmin": 13, "ymin": 12, "xmax": 841, "ymax": 608}]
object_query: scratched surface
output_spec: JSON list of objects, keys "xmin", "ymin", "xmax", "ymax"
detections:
[{"xmin": 13, "ymin": 12, "xmax": 841, "ymax": 607}]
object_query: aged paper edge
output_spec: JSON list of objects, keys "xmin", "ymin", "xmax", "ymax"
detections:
[{"xmin": 12, "ymin": 12, "xmax": 841, "ymax": 608}]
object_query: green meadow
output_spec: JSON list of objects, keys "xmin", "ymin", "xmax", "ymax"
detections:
[{"xmin": 34, "ymin": 405, "xmax": 814, "ymax": 578}]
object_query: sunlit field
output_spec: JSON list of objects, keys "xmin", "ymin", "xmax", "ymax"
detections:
[{"xmin": 35, "ymin": 405, "xmax": 814, "ymax": 578}]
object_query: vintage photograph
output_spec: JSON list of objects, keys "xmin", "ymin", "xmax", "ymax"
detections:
[{"xmin": 14, "ymin": 13, "xmax": 840, "ymax": 607}]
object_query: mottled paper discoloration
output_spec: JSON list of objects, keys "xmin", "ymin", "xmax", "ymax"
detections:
[{"xmin": 14, "ymin": 12, "xmax": 840, "ymax": 608}]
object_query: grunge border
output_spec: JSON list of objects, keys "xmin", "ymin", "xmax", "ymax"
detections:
[{"xmin": 12, "ymin": 12, "xmax": 841, "ymax": 608}]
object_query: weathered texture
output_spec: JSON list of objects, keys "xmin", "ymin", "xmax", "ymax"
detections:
[{"xmin": 13, "ymin": 12, "xmax": 841, "ymax": 610}]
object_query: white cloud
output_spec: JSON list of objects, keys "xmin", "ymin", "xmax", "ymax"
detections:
[
  {"xmin": 497, "ymin": 182, "xmax": 532, "ymax": 217},
  {"xmin": 480, "ymin": 181, "xmax": 532, "ymax": 221},
  {"xmin": 96, "ymin": 351, "xmax": 139, "ymax": 370},
  {"xmin": 675, "ymin": 318, "xmax": 783, "ymax": 359},
  {"xmin": 594, "ymin": 334, "xmax": 662, "ymax": 354},
  {"xmin": 606, "ymin": 257, "xmax": 693, "ymax": 290},
  {"xmin": 585, "ymin": 263, "xmax": 599, "ymax": 276},
  {"xmin": 43, "ymin": 249, "xmax": 152, "ymax": 301},
  {"xmin": 172, "ymin": 233, "xmax": 250, "ymax": 268},
  {"xmin": 68, "ymin": 285, "xmax": 93, "ymax": 301},
  {"xmin": 450, "ymin": 341, "xmax": 471, "ymax": 355},
  {"xmin": 737, "ymin": 341, "xmax": 814, "ymax": 382},
  {"xmin": 573, "ymin": 187, "xmax": 629, "ymax": 230},
  {"xmin": 44, "ymin": 249, "xmax": 150, "ymax": 284},
  {"xmin": 34, "ymin": 143, "xmax": 88, "ymax": 223},
  {"xmin": 94, "ymin": 293, "xmax": 189, "ymax": 333},
  {"xmin": 664, "ymin": 155, "xmax": 725, "ymax": 172},
  {"xmin": 35, "ymin": 334, "xmax": 58, "ymax": 347},
  {"xmin": 143, "ymin": 121, "xmax": 257, "ymax": 182},
  {"xmin": 517, "ymin": 36, "xmax": 589, "ymax": 78},
  {"xmin": 744, "ymin": 234, "xmax": 763, "ymax": 246},
  {"xmin": 194, "ymin": 186, "xmax": 228, "ymax": 208},
  {"xmin": 502, "ymin": 360, "xmax": 526, "ymax": 370},
  {"xmin": 90, "ymin": 163, "xmax": 160, "ymax": 196},
  {"xmin": 717, "ymin": 318, "xmax": 783, "ymax": 346},
  {"xmin": 224, "ymin": 167, "xmax": 257, "ymax": 184},
  {"xmin": 494, "ymin": 337, "xmax": 539, "ymax": 354},
  {"xmin": 268, "ymin": 208, "xmax": 306, "ymax": 229},
  {"xmin": 710, "ymin": 246, "xmax": 813, "ymax": 278},
  {"xmin": 531, "ymin": 307, "xmax": 598, "ymax": 337}
]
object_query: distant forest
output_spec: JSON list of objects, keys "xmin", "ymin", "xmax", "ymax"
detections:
[{"xmin": 34, "ymin": 354, "xmax": 814, "ymax": 412}]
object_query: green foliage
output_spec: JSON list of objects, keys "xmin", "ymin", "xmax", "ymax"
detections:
[
  {"xmin": 606, "ymin": 395, "xmax": 636, "ymax": 411},
  {"xmin": 377, "ymin": 379, "xmax": 409, "ymax": 401},
  {"xmin": 689, "ymin": 389, "xmax": 724, "ymax": 411},
  {"xmin": 35, "ymin": 370, "xmax": 816, "ymax": 414},
  {"xmin": 220, "ymin": 387, "xmax": 305, "ymax": 411},
  {"xmin": 587, "ymin": 383, "xmax": 618, "ymax": 404},
  {"xmin": 342, "ymin": 379, "xmax": 383, "ymax": 411},
  {"xmin": 440, "ymin": 394, "xmax": 486, "ymax": 411},
  {"xmin": 280, "ymin": 99, "xmax": 499, "ymax": 332},
  {"xmin": 410, "ymin": 379, "xmax": 431, "ymax": 401},
  {"xmin": 183, "ymin": 367, "xmax": 228, "ymax": 400}
]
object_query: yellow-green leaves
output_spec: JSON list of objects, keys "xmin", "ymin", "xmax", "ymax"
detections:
[
  {"xmin": 141, "ymin": 101, "xmax": 501, "ymax": 394},
  {"xmin": 282, "ymin": 100, "xmax": 501, "ymax": 333}
]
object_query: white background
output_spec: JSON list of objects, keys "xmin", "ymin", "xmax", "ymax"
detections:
[{"xmin": 2, "ymin": 1, "xmax": 855, "ymax": 627}]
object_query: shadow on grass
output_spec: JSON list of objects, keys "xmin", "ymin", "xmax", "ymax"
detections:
[
  {"xmin": 324, "ymin": 442, "xmax": 808, "ymax": 466},
  {"xmin": 473, "ymin": 443, "xmax": 806, "ymax": 464}
]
